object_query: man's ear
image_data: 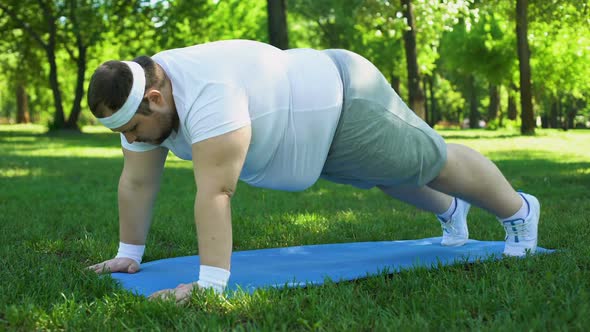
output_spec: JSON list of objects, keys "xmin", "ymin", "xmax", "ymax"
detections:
[{"xmin": 145, "ymin": 90, "xmax": 163, "ymax": 106}]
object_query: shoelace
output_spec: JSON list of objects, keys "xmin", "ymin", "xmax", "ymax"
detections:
[
  {"xmin": 503, "ymin": 219, "xmax": 529, "ymax": 242},
  {"xmin": 439, "ymin": 218, "xmax": 457, "ymax": 235}
]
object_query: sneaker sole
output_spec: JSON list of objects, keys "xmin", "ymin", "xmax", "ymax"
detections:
[{"xmin": 441, "ymin": 238, "xmax": 468, "ymax": 247}]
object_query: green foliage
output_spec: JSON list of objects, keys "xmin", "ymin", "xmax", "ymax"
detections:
[
  {"xmin": 354, "ymin": 1, "xmax": 406, "ymax": 84},
  {"xmin": 530, "ymin": 3, "xmax": 590, "ymax": 99},
  {"xmin": 439, "ymin": 7, "xmax": 515, "ymax": 88},
  {"xmin": 288, "ymin": 0, "xmax": 366, "ymax": 49},
  {"xmin": 433, "ymin": 74, "xmax": 466, "ymax": 123},
  {"xmin": 152, "ymin": 0, "xmax": 214, "ymax": 50},
  {"xmin": 0, "ymin": 1, "xmax": 55, "ymax": 123},
  {"xmin": 0, "ymin": 0, "xmax": 588, "ymax": 129},
  {"xmin": 205, "ymin": 0, "xmax": 268, "ymax": 42}
]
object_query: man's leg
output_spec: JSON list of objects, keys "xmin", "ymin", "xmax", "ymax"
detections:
[
  {"xmin": 427, "ymin": 143, "xmax": 540, "ymax": 256},
  {"xmin": 427, "ymin": 143, "xmax": 521, "ymax": 218},
  {"xmin": 378, "ymin": 184, "xmax": 471, "ymax": 246},
  {"xmin": 377, "ymin": 184, "xmax": 452, "ymax": 214},
  {"xmin": 320, "ymin": 49, "xmax": 538, "ymax": 255}
]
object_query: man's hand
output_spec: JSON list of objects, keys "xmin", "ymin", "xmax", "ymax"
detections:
[
  {"xmin": 148, "ymin": 282, "xmax": 200, "ymax": 305},
  {"xmin": 87, "ymin": 257, "xmax": 140, "ymax": 274}
]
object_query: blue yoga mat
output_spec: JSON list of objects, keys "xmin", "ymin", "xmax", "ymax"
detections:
[{"xmin": 111, "ymin": 237, "xmax": 553, "ymax": 296}]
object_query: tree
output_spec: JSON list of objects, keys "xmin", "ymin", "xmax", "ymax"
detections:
[
  {"xmin": 151, "ymin": 0, "xmax": 212, "ymax": 51},
  {"xmin": 528, "ymin": 1, "xmax": 590, "ymax": 129},
  {"xmin": 289, "ymin": 0, "xmax": 368, "ymax": 49},
  {"xmin": 400, "ymin": 0, "xmax": 425, "ymax": 120},
  {"xmin": 16, "ymin": 86, "xmax": 30, "ymax": 123},
  {"xmin": 487, "ymin": 84, "xmax": 500, "ymax": 121},
  {"xmin": 516, "ymin": 0, "xmax": 535, "ymax": 134},
  {"xmin": 1, "ymin": 0, "xmax": 171, "ymax": 129},
  {"xmin": 0, "ymin": 0, "xmax": 66, "ymax": 129},
  {"xmin": 0, "ymin": 23, "xmax": 40, "ymax": 123},
  {"xmin": 204, "ymin": 0, "xmax": 268, "ymax": 41},
  {"xmin": 62, "ymin": 0, "xmax": 107, "ymax": 129},
  {"xmin": 353, "ymin": 0, "xmax": 406, "ymax": 92},
  {"xmin": 507, "ymin": 83, "xmax": 518, "ymax": 120},
  {"xmin": 267, "ymin": 0, "xmax": 289, "ymax": 49},
  {"xmin": 439, "ymin": 2, "xmax": 516, "ymax": 128}
]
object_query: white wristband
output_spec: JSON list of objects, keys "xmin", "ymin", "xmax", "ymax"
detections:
[
  {"xmin": 115, "ymin": 242, "xmax": 145, "ymax": 265},
  {"xmin": 197, "ymin": 265, "xmax": 230, "ymax": 294}
]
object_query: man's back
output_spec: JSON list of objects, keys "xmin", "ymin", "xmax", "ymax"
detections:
[{"xmin": 125, "ymin": 40, "xmax": 343, "ymax": 191}]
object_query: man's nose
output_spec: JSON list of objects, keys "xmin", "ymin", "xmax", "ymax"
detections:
[{"xmin": 124, "ymin": 132, "xmax": 137, "ymax": 143}]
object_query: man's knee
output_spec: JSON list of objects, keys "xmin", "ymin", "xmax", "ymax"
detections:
[{"xmin": 429, "ymin": 144, "xmax": 458, "ymax": 185}]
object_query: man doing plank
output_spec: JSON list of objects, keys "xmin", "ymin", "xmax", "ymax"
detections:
[{"xmin": 87, "ymin": 40, "xmax": 540, "ymax": 302}]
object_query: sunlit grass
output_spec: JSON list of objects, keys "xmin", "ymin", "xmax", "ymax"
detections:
[
  {"xmin": 443, "ymin": 128, "xmax": 590, "ymax": 160},
  {"xmin": 1, "ymin": 125, "xmax": 589, "ymax": 330},
  {"xmin": 0, "ymin": 165, "xmax": 42, "ymax": 177},
  {"xmin": 0, "ymin": 123, "xmax": 47, "ymax": 134}
]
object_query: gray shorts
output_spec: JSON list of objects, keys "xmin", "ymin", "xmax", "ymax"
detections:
[{"xmin": 320, "ymin": 49, "xmax": 447, "ymax": 189}]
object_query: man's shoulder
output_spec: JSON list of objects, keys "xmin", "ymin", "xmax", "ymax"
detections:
[{"xmin": 155, "ymin": 40, "xmax": 278, "ymax": 59}]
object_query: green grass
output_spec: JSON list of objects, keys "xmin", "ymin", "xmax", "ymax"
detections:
[{"xmin": 1, "ymin": 124, "xmax": 589, "ymax": 330}]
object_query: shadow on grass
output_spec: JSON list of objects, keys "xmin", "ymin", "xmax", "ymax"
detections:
[
  {"xmin": 441, "ymin": 133, "xmax": 523, "ymax": 140},
  {"xmin": 1, "ymin": 148, "xmax": 589, "ymax": 250},
  {"xmin": 0, "ymin": 128, "xmax": 121, "ymax": 149},
  {"xmin": 3, "ymin": 150, "xmax": 588, "ymax": 199},
  {"xmin": 2, "ymin": 128, "xmax": 589, "ymax": 330},
  {"xmin": 0, "ymin": 149, "xmax": 586, "ymax": 313}
]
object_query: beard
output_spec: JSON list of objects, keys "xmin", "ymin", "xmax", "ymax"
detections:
[
  {"xmin": 152, "ymin": 110, "xmax": 176, "ymax": 144},
  {"xmin": 153, "ymin": 127, "xmax": 172, "ymax": 145}
]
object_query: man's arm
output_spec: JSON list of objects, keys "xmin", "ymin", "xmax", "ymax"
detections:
[
  {"xmin": 88, "ymin": 146, "xmax": 167, "ymax": 274},
  {"xmin": 192, "ymin": 126, "xmax": 251, "ymax": 271},
  {"xmin": 118, "ymin": 147, "xmax": 168, "ymax": 244}
]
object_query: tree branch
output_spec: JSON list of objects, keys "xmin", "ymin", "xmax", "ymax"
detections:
[
  {"xmin": 0, "ymin": 3, "xmax": 47, "ymax": 50},
  {"xmin": 62, "ymin": 39, "xmax": 77, "ymax": 62},
  {"xmin": 64, "ymin": 0, "xmax": 81, "ymax": 61},
  {"xmin": 36, "ymin": 0, "xmax": 56, "ymax": 40}
]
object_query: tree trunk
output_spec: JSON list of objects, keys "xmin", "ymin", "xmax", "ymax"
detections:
[
  {"xmin": 516, "ymin": 0, "xmax": 535, "ymax": 135},
  {"xmin": 401, "ymin": 0, "xmax": 426, "ymax": 119},
  {"xmin": 507, "ymin": 84, "xmax": 517, "ymax": 120},
  {"xmin": 47, "ymin": 49, "xmax": 66, "ymax": 129},
  {"xmin": 390, "ymin": 73, "xmax": 401, "ymax": 95},
  {"xmin": 267, "ymin": 0, "xmax": 289, "ymax": 50},
  {"xmin": 429, "ymin": 74, "xmax": 438, "ymax": 125},
  {"xmin": 38, "ymin": 1, "xmax": 66, "ymax": 129},
  {"xmin": 423, "ymin": 76, "xmax": 430, "ymax": 126},
  {"xmin": 16, "ymin": 84, "xmax": 30, "ymax": 124},
  {"xmin": 498, "ymin": 103, "xmax": 504, "ymax": 128},
  {"xmin": 549, "ymin": 97, "xmax": 558, "ymax": 128},
  {"xmin": 540, "ymin": 96, "xmax": 549, "ymax": 128},
  {"xmin": 565, "ymin": 97, "xmax": 577, "ymax": 130},
  {"xmin": 66, "ymin": 44, "xmax": 87, "ymax": 130},
  {"xmin": 468, "ymin": 75, "xmax": 479, "ymax": 129},
  {"xmin": 562, "ymin": 102, "xmax": 570, "ymax": 131},
  {"xmin": 487, "ymin": 84, "xmax": 500, "ymax": 121}
]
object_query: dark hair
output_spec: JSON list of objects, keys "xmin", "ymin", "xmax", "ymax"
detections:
[{"xmin": 87, "ymin": 56, "xmax": 162, "ymax": 118}]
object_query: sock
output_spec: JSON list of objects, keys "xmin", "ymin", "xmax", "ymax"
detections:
[
  {"xmin": 437, "ymin": 198, "xmax": 457, "ymax": 222},
  {"xmin": 500, "ymin": 195, "xmax": 529, "ymax": 222}
]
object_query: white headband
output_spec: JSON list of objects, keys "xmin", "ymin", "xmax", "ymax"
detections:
[{"xmin": 97, "ymin": 61, "xmax": 146, "ymax": 129}]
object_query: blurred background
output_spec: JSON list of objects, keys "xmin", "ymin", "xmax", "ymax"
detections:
[{"xmin": 0, "ymin": 0, "xmax": 588, "ymax": 135}]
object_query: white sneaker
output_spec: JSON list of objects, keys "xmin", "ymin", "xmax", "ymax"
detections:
[
  {"xmin": 438, "ymin": 198, "xmax": 470, "ymax": 246},
  {"xmin": 501, "ymin": 193, "xmax": 540, "ymax": 257}
]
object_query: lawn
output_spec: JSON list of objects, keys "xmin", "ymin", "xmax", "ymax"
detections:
[{"xmin": 1, "ymin": 124, "xmax": 589, "ymax": 330}]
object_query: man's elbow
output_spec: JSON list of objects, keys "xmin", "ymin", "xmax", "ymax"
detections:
[
  {"xmin": 221, "ymin": 186, "xmax": 235, "ymax": 198},
  {"xmin": 197, "ymin": 184, "xmax": 237, "ymax": 199}
]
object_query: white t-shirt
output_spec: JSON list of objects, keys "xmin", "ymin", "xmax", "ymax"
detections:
[{"xmin": 121, "ymin": 40, "xmax": 343, "ymax": 191}]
